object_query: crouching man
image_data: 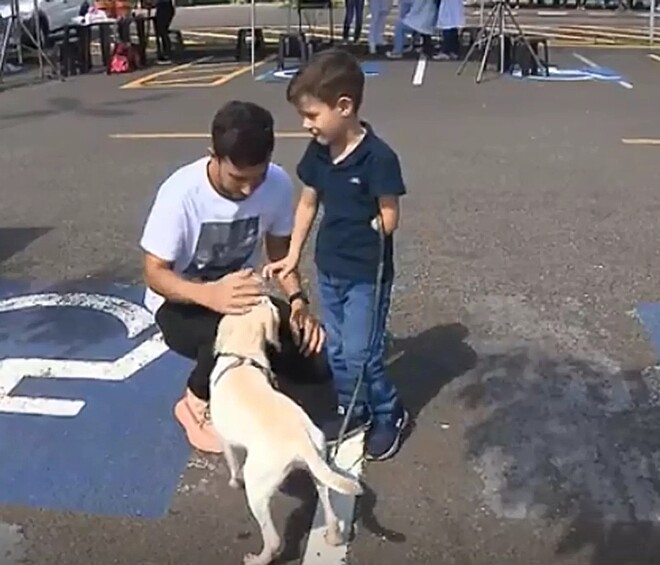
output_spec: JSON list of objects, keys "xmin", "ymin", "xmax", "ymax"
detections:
[{"xmin": 139, "ymin": 100, "xmax": 327, "ymax": 453}]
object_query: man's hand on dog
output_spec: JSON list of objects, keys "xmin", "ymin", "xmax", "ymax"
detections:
[
  {"xmin": 202, "ymin": 269, "xmax": 265, "ymax": 314},
  {"xmin": 289, "ymin": 300, "xmax": 325, "ymax": 356}
]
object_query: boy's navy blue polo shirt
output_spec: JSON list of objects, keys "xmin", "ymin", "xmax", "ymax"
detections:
[{"xmin": 296, "ymin": 123, "xmax": 406, "ymax": 283}]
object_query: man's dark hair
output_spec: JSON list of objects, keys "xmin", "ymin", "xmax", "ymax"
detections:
[
  {"xmin": 286, "ymin": 48, "xmax": 365, "ymax": 112},
  {"xmin": 211, "ymin": 101, "xmax": 275, "ymax": 167}
]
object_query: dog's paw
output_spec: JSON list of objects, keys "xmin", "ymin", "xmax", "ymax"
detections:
[
  {"xmin": 242, "ymin": 552, "xmax": 267, "ymax": 565},
  {"xmin": 229, "ymin": 477, "xmax": 244, "ymax": 490},
  {"xmin": 324, "ymin": 523, "xmax": 343, "ymax": 546}
]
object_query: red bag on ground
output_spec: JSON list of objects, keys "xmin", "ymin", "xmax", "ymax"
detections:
[{"xmin": 107, "ymin": 42, "xmax": 139, "ymax": 74}]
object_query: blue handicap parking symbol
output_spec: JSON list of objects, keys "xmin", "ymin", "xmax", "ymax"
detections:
[
  {"xmin": 634, "ymin": 303, "xmax": 660, "ymax": 360},
  {"xmin": 0, "ymin": 280, "xmax": 191, "ymax": 518},
  {"xmin": 257, "ymin": 61, "xmax": 381, "ymax": 83}
]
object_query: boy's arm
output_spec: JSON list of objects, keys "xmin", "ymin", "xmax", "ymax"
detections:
[
  {"xmin": 369, "ymin": 150, "xmax": 406, "ymax": 236},
  {"xmin": 264, "ymin": 182, "xmax": 312, "ymax": 299},
  {"xmin": 375, "ymin": 196, "xmax": 400, "ymax": 236},
  {"xmin": 288, "ymin": 186, "xmax": 319, "ymax": 260}
]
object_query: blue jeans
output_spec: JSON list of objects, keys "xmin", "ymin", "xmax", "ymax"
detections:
[
  {"xmin": 392, "ymin": 0, "xmax": 414, "ymax": 54},
  {"xmin": 343, "ymin": 0, "xmax": 365, "ymax": 42},
  {"xmin": 317, "ymin": 271, "xmax": 400, "ymax": 422}
]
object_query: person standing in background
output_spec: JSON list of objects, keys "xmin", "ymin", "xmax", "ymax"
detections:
[
  {"xmin": 343, "ymin": 0, "xmax": 365, "ymax": 43},
  {"xmin": 400, "ymin": 0, "xmax": 437, "ymax": 58},
  {"xmin": 368, "ymin": 0, "xmax": 392, "ymax": 55},
  {"xmin": 385, "ymin": 0, "xmax": 415, "ymax": 59},
  {"xmin": 433, "ymin": 0, "xmax": 464, "ymax": 60},
  {"xmin": 154, "ymin": 0, "xmax": 176, "ymax": 64}
]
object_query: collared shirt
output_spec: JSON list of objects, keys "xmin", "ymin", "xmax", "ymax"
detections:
[{"xmin": 297, "ymin": 122, "xmax": 406, "ymax": 282}]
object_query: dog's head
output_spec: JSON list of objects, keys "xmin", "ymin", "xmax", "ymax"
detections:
[{"xmin": 214, "ymin": 297, "xmax": 281, "ymax": 357}]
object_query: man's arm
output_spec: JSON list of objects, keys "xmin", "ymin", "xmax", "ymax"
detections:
[{"xmin": 143, "ymin": 252, "xmax": 209, "ymax": 306}]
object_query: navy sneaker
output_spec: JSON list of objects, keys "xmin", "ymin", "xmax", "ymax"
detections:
[
  {"xmin": 365, "ymin": 406, "xmax": 410, "ymax": 461},
  {"xmin": 322, "ymin": 405, "xmax": 372, "ymax": 446}
]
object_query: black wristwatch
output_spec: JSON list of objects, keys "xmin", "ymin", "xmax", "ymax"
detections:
[{"xmin": 288, "ymin": 291, "xmax": 309, "ymax": 306}]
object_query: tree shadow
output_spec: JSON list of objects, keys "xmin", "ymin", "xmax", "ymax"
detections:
[{"xmin": 456, "ymin": 341, "xmax": 660, "ymax": 565}]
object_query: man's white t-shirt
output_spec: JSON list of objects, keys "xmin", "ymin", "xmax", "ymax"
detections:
[{"xmin": 140, "ymin": 156, "xmax": 294, "ymax": 314}]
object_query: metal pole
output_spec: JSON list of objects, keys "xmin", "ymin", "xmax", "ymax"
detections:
[
  {"xmin": 251, "ymin": 0, "xmax": 256, "ymax": 75},
  {"xmin": 287, "ymin": 0, "xmax": 291, "ymax": 33},
  {"xmin": 651, "ymin": 0, "xmax": 656, "ymax": 46},
  {"xmin": 480, "ymin": 0, "xmax": 485, "ymax": 26},
  {"xmin": 33, "ymin": 0, "xmax": 44, "ymax": 78},
  {"xmin": 11, "ymin": 0, "xmax": 23, "ymax": 65}
]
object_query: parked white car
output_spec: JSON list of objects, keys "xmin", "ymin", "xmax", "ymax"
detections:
[{"xmin": 0, "ymin": 0, "xmax": 85, "ymax": 45}]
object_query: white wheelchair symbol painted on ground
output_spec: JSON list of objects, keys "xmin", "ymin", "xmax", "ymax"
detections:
[
  {"xmin": 271, "ymin": 66, "xmax": 379, "ymax": 81},
  {"xmin": 0, "ymin": 292, "xmax": 169, "ymax": 418},
  {"xmin": 511, "ymin": 65, "xmax": 628, "ymax": 85}
]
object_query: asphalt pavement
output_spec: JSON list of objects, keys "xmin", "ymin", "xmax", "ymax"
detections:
[{"xmin": 1, "ymin": 24, "xmax": 660, "ymax": 565}]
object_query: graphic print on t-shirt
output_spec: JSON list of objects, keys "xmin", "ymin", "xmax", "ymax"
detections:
[{"xmin": 184, "ymin": 217, "xmax": 260, "ymax": 281}]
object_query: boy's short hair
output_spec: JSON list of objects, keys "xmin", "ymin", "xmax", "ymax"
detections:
[
  {"xmin": 211, "ymin": 100, "xmax": 275, "ymax": 168},
  {"xmin": 286, "ymin": 48, "xmax": 365, "ymax": 112}
]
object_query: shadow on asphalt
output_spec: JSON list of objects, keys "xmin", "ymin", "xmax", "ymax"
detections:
[
  {"xmin": 457, "ymin": 342, "xmax": 660, "ymax": 565},
  {"xmin": 0, "ymin": 93, "xmax": 173, "ymax": 129},
  {"xmin": 390, "ymin": 322, "xmax": 479, "ymax": 419},
  {"xmin": 0, "ymin": 227, "xmax": 51, "ymax": 265},
  {"xmin": 274, "ymin": 322, "xmax": 479, "ymax": 558}
]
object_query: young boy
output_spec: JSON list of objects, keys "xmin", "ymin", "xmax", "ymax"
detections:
[{"xmin": 263, "ymin": 48, "xmax": 408, "ymax": 461}]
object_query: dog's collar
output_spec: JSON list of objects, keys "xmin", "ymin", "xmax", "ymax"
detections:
[{"xmin": 211, "ymin": 353, "xmax": 279, "ymax": 391}]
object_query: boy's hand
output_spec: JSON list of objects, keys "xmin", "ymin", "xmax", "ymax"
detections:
[
  {"xmin": 262, "ymin": 254, "xmax": 299, "ymax": 281},
  {"xmin": 289, "ymin": 300, "xmax": 325, "ymax": 356}
]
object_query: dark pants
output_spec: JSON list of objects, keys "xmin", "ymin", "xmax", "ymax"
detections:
[
  {"xmin": 316, "ymin": 271, "xmax": 399, "ymax": 423},
  {"xmin": 441, "ymin": 28, "xmax": 460, "ymax": 56},
  {"xmin": 155, "ymin": 297, "xmax": 331, "ymax": 402},
  {"xmin": 154, "ymin": 2, "xmax": 175, "ymax": 59},
  {"xmin": 343, "ymin": 0, "xmax": 365, "ymax": 42}
]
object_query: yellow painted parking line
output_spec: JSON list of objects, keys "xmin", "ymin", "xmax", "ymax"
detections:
[
  {"xmin": 109, "ymin": 131, "xmax": 310, "ymax": 140},
  {"xmin": 132, "ymin": 83, "xmax": 218, "ymax": 88},
  {"xmin": 167, "ymin": 64, "xmax": 245, "ymax": 74},
  {"xmin": 182, "ymin": 30, "xmax": 241, "ymax": 40},
  {"xmin": 120, "ymin": 56, "xmax": 213, "ymax": 89},
  {"xmin": 622, "ymin": 138, "xmax": 660, "ymax": 146},
  {"xmin": 650, "ymin": 54, "xmax": 660, "ymax": 63},
  {"xmin": 120, "ymin": 55, "xmax": 270, "ymax": 88},
  {"xmin": 212, "ymin": 55, "xmax": 274, "ymax": 85},
  {"xmin": 516, "ymin": 24, "xmax": 616, "ymax": 42},
  {"xmin": 559, "ymin": 25, "xmax": 649, "ymax": 41},
  {"xmin": 149, "ymin": 74, "xmax": 229, "ymax": 85}
]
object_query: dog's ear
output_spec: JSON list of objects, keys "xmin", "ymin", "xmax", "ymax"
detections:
[{"xmin": 263, "ymin": 300, "xmax": 281, "ymax": 351}]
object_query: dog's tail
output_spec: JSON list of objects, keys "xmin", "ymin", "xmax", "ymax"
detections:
[{"xmin": 297, "ymin": 439, "xmax": 363, "ymax": 496}]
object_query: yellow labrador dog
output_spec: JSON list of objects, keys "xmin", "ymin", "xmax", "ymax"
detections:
[{"xmin": 209, "ymin": 298, "xmax": 362, "ymax": 565}]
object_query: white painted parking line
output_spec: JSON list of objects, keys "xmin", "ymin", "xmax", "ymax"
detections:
[
  {"xmin": 573, "ymin": 52, "xmax": 633, "ymax": 89},
  {"xmin": 0, "ymin": 522, "xmax": 25, "ymax": 564},
  {"xmin": 412, "ymin": 54, "xmax": 427, "ymax": 86},
  {"xmin": 301, "ymin": 432, "xmax": 365, "ymax": 565}
]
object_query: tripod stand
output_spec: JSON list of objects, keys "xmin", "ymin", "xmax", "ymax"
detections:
[
  {"xmin": 456, "ymin": 0, "xmax": 547, "ymax": 84},
  {"xmin": 0, "ymin": 0, "xmax": 59, "ymax": 84}
]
